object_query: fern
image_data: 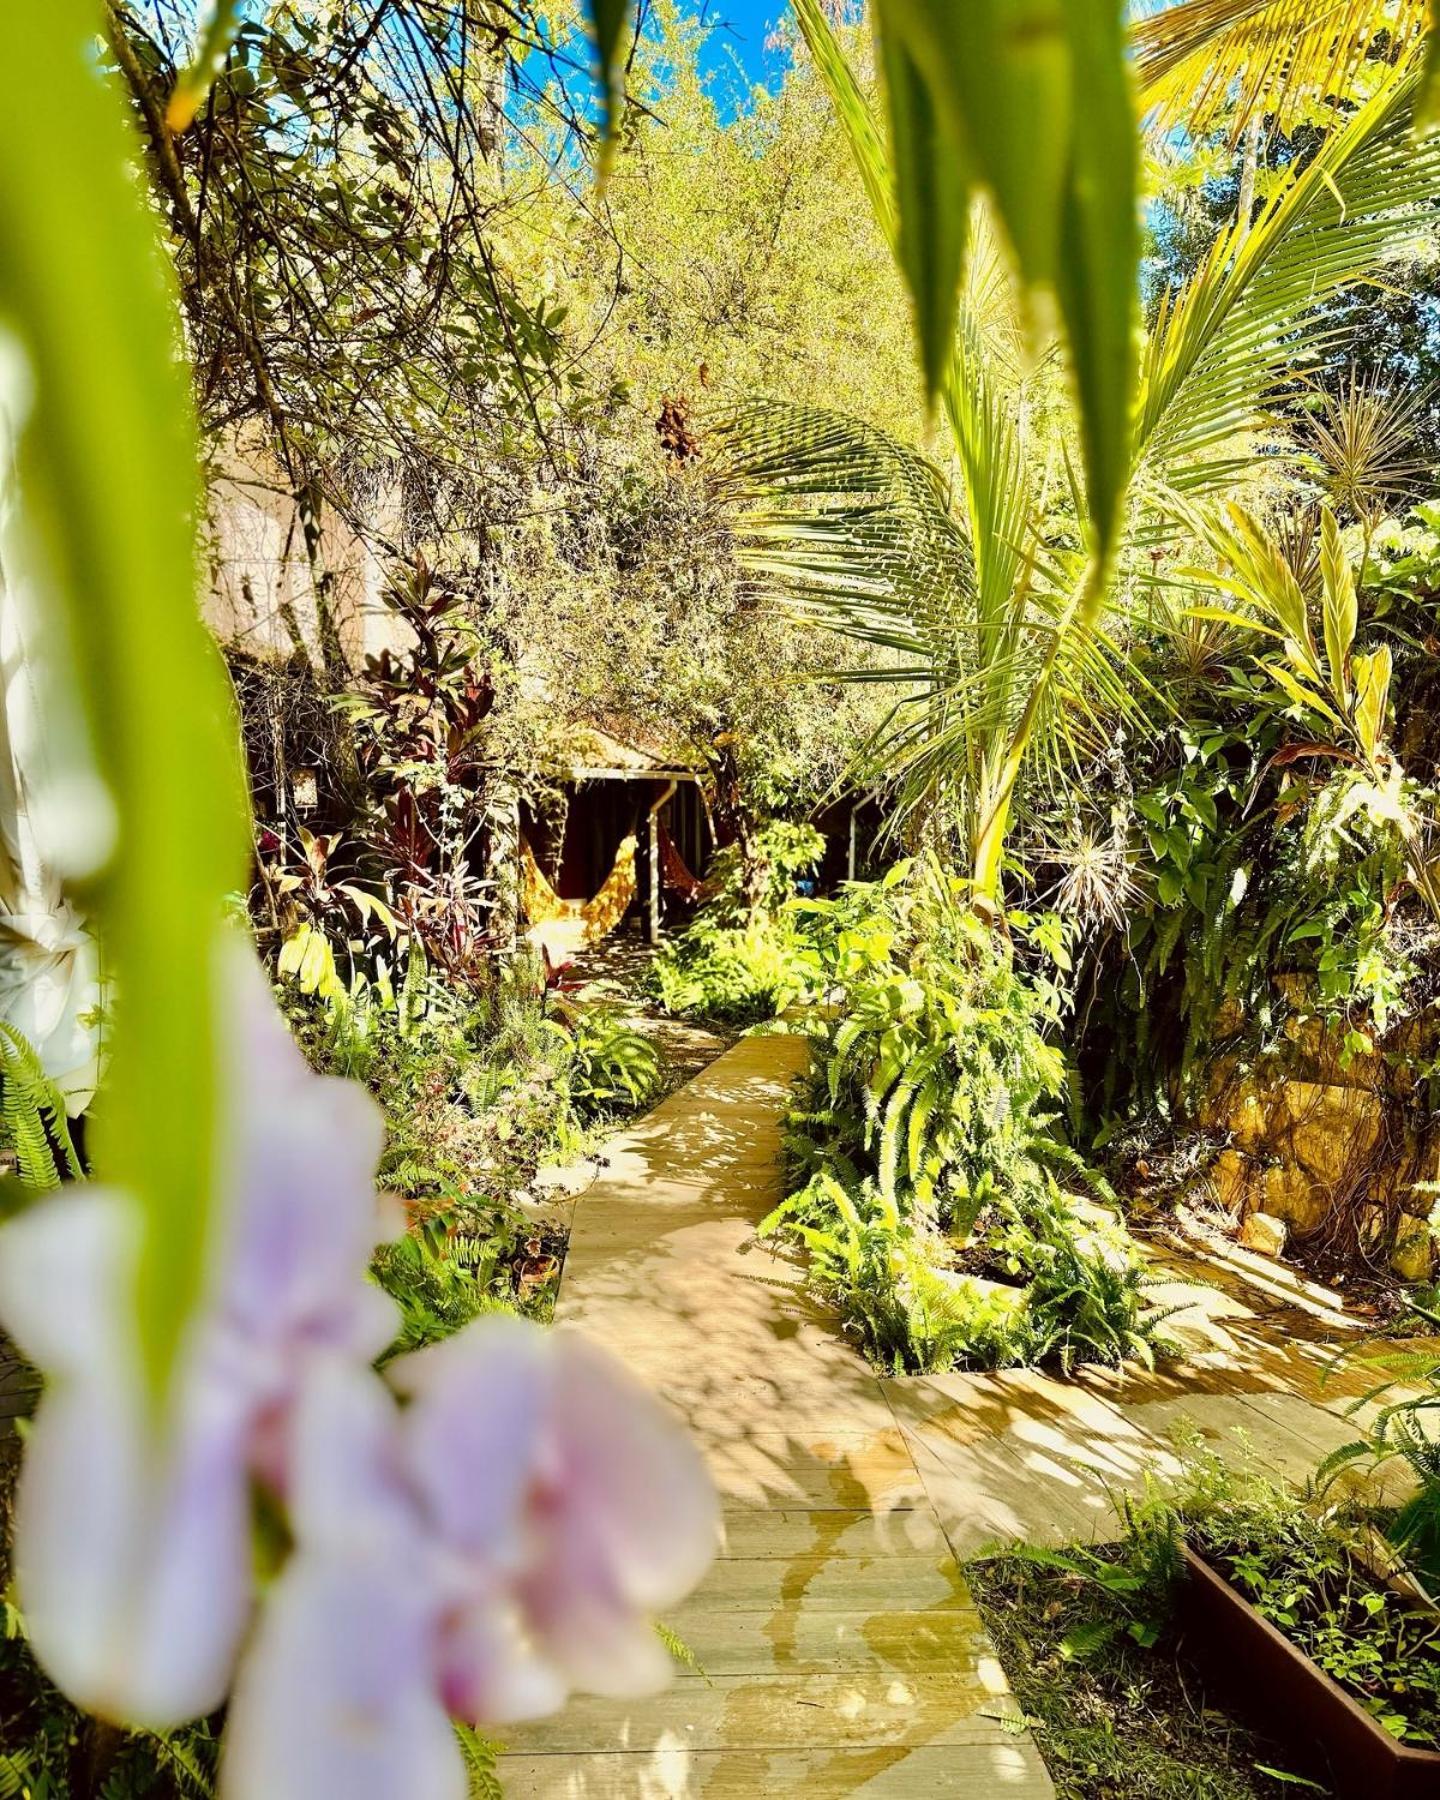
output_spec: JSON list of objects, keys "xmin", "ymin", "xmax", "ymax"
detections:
[
  {"xmin": 0, "ymin": 1020, "xmax": 82, "ymax": 1192},
  {"xmin": 655, "ymin": 1620, "xmax": 709, "ymax": 1682},
  {"xmin": 454, "ymin": 1723, "xmax": 505, "ymax": 1799}
]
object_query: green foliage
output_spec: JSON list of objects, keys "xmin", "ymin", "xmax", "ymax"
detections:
[
  {"xmin": 0, "ymin": 1618, "xmax": 219, "ymax": 1799},
  {"xmin": 768, "ymin": 862, "xmax": 1179, "ymax": 1375},
  {"xmin": 970, "ymin": 1529, "xmax": 1313, "ymax": 1797},
  {"xmin": 0, "ymin": 1024, "xmax": 82, "ymax": 1194},
  {"xmin": 1007, "ymin": 1487, "xmax": 1186, "ymax": 1660},
  {"xmin": 286, "ymin": 950, "xmax": 665, "ymax": 1355},
  {"xmin": 370, "ymin": 1210, "xmax": 523, "ymax": 1359},
  {"xmin": 1182, "ymin": 1459, "xmax": 1440, "ymax": 1750},
  {"xmin": 1087, "ymin": 501, "xmax": 1440, "ymax": 1131},
  {"xmin": 649, "ymin": 914, "xmax": 815, "ymax": 1026},
  {"xmin": 453, "ymin": 1723, "xmax": 505, "ymax": 1799},
  {"xmin": 551, "ymin": 994, "xmax": 661, "ymax": 1115},
  {"xmin": 1318, "ymin": 1303, "xmax": 1440, "ymax": 1592}
]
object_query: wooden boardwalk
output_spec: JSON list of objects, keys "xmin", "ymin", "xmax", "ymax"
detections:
[
  {"xmin": 500, "ymin": 1032, "xmax": 1419, "ymax": 1796},
  {"xmin": 500, "ymin": 1031, "xmax": 1053, "ymax": 1797}
]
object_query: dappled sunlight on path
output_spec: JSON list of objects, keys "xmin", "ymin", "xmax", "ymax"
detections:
[{"xmin": 497, "ymin": 1033, "xmax": 1055, "ymax": 1797}]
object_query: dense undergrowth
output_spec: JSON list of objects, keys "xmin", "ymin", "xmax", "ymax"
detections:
[{"xmin": 280, "ymin": 948, "xmax": 663, "ymax": 1351}]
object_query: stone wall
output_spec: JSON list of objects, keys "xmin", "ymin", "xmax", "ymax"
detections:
[{"xmin": 1200, "ymin": 979, "xmax": 1438, "ymax": 1275}]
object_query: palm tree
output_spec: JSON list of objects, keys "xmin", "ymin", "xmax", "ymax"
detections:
[{"xmin": 716, "ymin": 1, "xmax": 1440, "ymax": 913}]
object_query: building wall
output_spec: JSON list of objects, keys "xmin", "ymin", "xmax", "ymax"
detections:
[{"xmin": 203, "ymin": 434, "xmax": 412, "ymax": 671}]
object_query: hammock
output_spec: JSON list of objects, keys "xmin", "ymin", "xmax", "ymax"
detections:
[
  {"xmin": 521, "ymin": 835, "xmax": 638, "ymax": 965},
  {"xmin": 658, "ymin": 822, "xmax": 701, "ymax": 901}
]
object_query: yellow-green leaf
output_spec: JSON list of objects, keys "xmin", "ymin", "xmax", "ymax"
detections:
[
  {"xmin": 1353, "ymin": 646, "xmax": 1393, "ymax": 761},
  {"xmin": 1421, "ymin": 0, "xmax": 1440, "ymax": 133},
  {"xmin": 1266, "ymin": 661, "xmax": 1345, "ymax": 732},
  {"xmin": 1319, "ymin": 506, "xmax": 1357, "ymax": 705}
]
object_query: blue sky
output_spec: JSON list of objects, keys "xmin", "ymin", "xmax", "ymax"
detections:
[{"xmin": 689, "ymin": 0, "xmax": 790, "ymax": 92}]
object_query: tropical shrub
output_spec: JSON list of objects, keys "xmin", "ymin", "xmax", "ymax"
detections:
[
  {"xmin": 768, "ymin": 863, "xmax": 1179, "ymax": 1375},
  {"xmin": 648, "ymin": 823, "xmax": 830, "ymax": 1023}
]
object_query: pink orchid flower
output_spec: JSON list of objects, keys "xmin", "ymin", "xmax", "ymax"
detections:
[
  {"xmin": 222, "ymin": 1318, "xmax": 719, "ymax": 1800},
  {"xmin": 0, "ymin": 941, "xmax": 395, "ymax": 1726}
]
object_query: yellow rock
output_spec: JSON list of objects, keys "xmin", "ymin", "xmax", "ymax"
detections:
[{"xmin": 1238, "ymin": 1211, "xmax": 1288, "ymax": 1257}]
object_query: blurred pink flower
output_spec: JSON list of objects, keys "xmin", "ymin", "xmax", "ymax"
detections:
[
  {"xmin": 221, "ymin": 1318, "xmax": 719, "ymax": 1800},
  {"xmin": 0, "ymin": 941, "xmax": 395, "ymax": 1725}
]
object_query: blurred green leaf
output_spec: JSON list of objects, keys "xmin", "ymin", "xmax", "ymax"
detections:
[
  {"xmin": 878, "ymin": 0, "xmax": 1070, "ymax": 288},
  {"xmin": 869, "ymin": 0, "xmax": 1138, "ymax": 568},
  {"xmin": 873, "ymin": 10, "xmax": 969, "ymax": 399},
  {"xmin": 165, "ymin": 0, "xmax": 245, "ymax": 133},
  {"xmin": 587, "ymin": 0, "xmax": 632, "ymax": 178},
  {"xmin": 1053, "ymin": 0, "xmax": 1137, "ymax": 582},
  {"xmin": 0, "ymin": 1, "xmax": 248, "ymax": 1394}
]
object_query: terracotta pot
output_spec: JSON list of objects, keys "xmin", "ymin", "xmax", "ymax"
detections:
[{"xmin": 1176, "ymin": 1546, "xmax": 1440, "ymax": 1799}]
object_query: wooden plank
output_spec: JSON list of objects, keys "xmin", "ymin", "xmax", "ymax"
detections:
[
  {"xmin": 718, "ymin": 1508, "xmax": 946, "ymax": 1561},
  {"xmin": 496, "ymin": 1740, "xmax": 1055, "ymax": 1797},
  {"xmin": 673, "ymin": 1553, "xmax": 973, "ymax": 1618},
  {"xmin": 534, "ymin": 1035, "xmax": 1051, "ymax": 1796},
  {"xmin": 497, "ymin": 1673, "xmax": 1020, "ymax": 1756},
  {"xmin": 703, "ymin": 1431, "xmax": 931, "ymax": 1512},
  {"xmin": 1117, "ymin": 1391, "xmax": 1336, "ymax": 1486},
  {"xmin": 660, "ymin": 1605, "xmax": 995, "ymax": 1679},
  {"xmin": 903, "ymin": 1422, "xmax": 1129, "ymax": 1557}
]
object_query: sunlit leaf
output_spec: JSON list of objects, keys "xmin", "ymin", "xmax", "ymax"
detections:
[
  {"xmin": 1319, "ymin": 506, "xmax": 1357, "ymax": 704},
  {"xmin": 1135, "ymin": 0, "xmax": 1427, "ymax": 139},
  {"xmin": 1423, "ymin": 0, "xmax": 1440, "ymax": 132},
  {"xmin": 0, "ymin": 1, "xmax": 248, "ymax": 1393},
  {"xmin": 1353, "ymin": 645, "xmax": 1393, "ymax": 761}
]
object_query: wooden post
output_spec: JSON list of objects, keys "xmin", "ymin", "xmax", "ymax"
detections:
[
  {"xmin": 648, "ymin": 781, "xmax": 677, "ymax": 945},
  {"xmin": 847, "ymin": 804, "xmax": 858, "ymax": 882}
]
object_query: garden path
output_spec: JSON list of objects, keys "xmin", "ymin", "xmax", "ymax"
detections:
[
  {"xmin": 498, "ymin": 1030, "xmax": 1055, "ymax": 1798},
  {"xmin": 500, "ymin": 1031, "xmax": 1422, "ymax": 1797}
]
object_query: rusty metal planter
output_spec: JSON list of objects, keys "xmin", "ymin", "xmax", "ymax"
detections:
[{"xmin": 1176, "ymin": 1546, "xmax": 1440, "ymax": 1799}]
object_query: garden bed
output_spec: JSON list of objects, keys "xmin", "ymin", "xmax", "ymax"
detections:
[{"xmin": 1178, "ymin": 1545, "xmax": 1440, "ymax": 1798}]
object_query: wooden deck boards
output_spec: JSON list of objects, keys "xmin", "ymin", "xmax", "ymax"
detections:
[{"xmin": 497, "ymin": 1033, "xmax": 1054, "ymax": 1798}]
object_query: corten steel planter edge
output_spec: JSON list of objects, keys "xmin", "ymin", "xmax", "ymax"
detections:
[{"xmin": 1177, "ymin": 1545, "xmax": 1440, "ymax": 1800}]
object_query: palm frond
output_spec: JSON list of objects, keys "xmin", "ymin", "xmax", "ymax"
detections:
[
  {"xmin": 1137, "ymin": 63, "xmax": 1439, "ymax": 498},
  {"xmin": 1133, "ymin": 0, "xmax": 1425, "ymax": 137}
]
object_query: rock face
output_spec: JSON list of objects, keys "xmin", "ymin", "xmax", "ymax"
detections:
[{"xmin": 1195, "ymin": 977, "xmax": 1439, "ymax": 1274}]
